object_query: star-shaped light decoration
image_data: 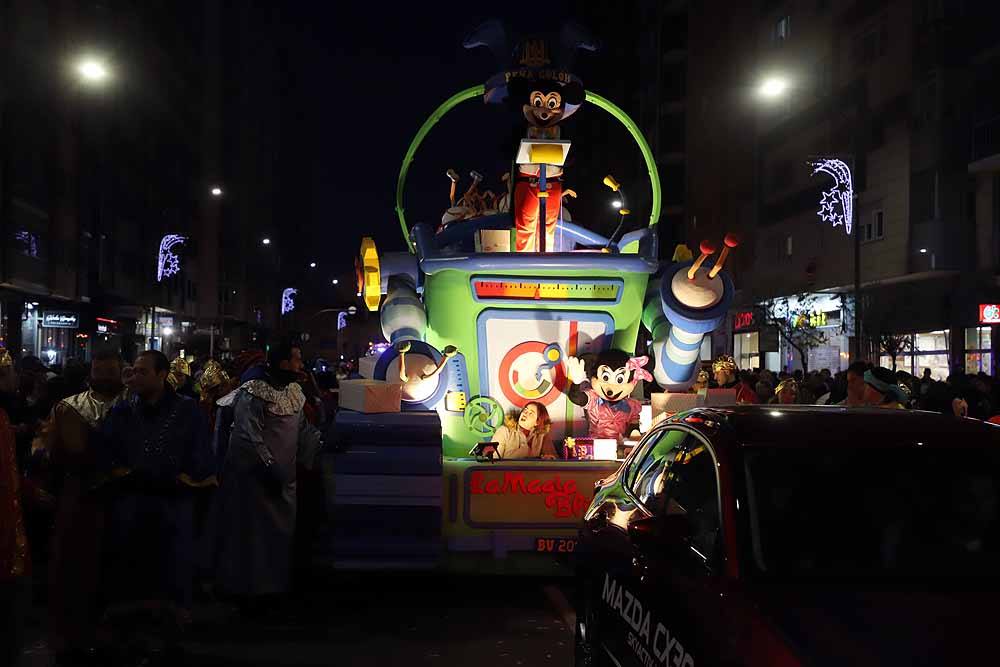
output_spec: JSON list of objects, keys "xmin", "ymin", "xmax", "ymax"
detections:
[
  {"xmin": 809, "ymin": 159, "xmax": 854, "ymax": 234},
  {"xmin": 281, "ymin": 288, "xmax": 298, "ymax": 315},
  {"xmin": 157, "ymin": 235, "xmax": 187, "ymax": 282}
]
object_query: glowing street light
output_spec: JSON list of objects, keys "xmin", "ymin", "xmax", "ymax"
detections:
[
  {"xmin": 210, "ymin": 186, "xmax": 223, "ymax": 197},
  {"xmin": 262, "ymin": 238, "xmax": 271, "ymax": 246},
  {"xmin": 76, "ymin": 58, "xmax": 110, "ymax": 84},
  {"xmin": 332, "ymin": 279, "xmax": 339, "ymax": 285},
  {"xmin": 758, "ymin": 76, "xmax": 789, "ymax": 100},
  {"xmin": 309, "ymin": 262, "xmax": 317, "ymax": 268},
  {"xmin": 162, "ymin": 326, "xmax": 174, "ymax": 337}
]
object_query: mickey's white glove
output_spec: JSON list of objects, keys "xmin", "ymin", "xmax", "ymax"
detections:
[{"xmin": 565, "ymin": 356, "xmax": 587, "ymax": 385}]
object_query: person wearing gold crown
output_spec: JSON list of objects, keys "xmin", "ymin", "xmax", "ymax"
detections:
[
  {"xmin": 31, "ymin": 349, "xmax": 126, "ymax": 662},
  {"xmin": 712, "ymin": 355, "xmax": 759, "ymax": 404},
  {"xmin": 0, "ymin": 349, "xmax": 31, "ymax": 665},
  {"xmin": 167, "ymin": 356, "xmax": 197, "ymax": 399}
]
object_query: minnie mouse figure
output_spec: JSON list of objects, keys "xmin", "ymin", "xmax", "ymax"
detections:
[{"xmin": 565, "ymin": 350, "xmax": 651, "ymax": 440}]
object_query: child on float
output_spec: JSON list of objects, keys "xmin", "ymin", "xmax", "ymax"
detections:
[{"xmin": 491, "ymin": 401, "xmax": 559, "ymax": 460}]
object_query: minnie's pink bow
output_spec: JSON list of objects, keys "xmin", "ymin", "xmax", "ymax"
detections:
[{"xmin": 626, "ymin": 356, "xmax": 653, "ymax": 383}]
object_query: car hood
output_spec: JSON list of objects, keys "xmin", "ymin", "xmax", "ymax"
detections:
[{"xmin": 749, "ymin": 585, "xmax": 997, "ymax": 667}]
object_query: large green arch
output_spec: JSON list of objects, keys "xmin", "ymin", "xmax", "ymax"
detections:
[{"xmin": 395, "ymin": 85, "xmax": 661, "ymax": 252}]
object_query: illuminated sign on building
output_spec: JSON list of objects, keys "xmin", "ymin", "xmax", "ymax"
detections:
[
  {"xmin": 42, "ymin": 312, "xmax": 79, "ymax": 329},
  {"xmin": 281, "ymin": 288, "xmax": 298, "ymax": 315},
  {"xmin": 733, "ymin": 310, "xmax": 755, "ymax": 331},
  {"xmin": 809, "ymin": 158, "xmax": 854, "ymax": 234},
  {"xmin": 157, "ymin": 235, "xmax": 187, "ymax": 282},
  {"xmin": 980, "ymin": 304, "xmax": 1000, "ymax": 324}
]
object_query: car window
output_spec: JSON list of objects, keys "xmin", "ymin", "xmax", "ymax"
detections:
[
  {"xmin": 664, "ymin": 439, "xmax": 721, "ymax": 562},
  {"xmin": 628, "ymin": 428, "xmax": 691, "ymax": 512}
]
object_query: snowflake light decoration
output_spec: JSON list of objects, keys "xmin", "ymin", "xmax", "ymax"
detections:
[
  {"xmin": 809, "ymin": 158, "xmax": 853, "ymax": 234},
  {"xmin": 281, "ymin": 288, "xmax": 298, "ymax": 315},
  {"xmin": 156, "ymin": 234, "xmax": 187, "ymax": 282},
  {"xmin": 337, "ymin": 311, "xmax": 348, "ymax": 331}
]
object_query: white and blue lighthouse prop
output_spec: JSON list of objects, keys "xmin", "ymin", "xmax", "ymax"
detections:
[{"xmin": 644, "ymin": 236, "xmax": 738, "ymax": 391}]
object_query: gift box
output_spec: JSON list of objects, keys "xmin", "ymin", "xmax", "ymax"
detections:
[
  {"xmin": 338, "ymin": 379, "xmax": 402, "ymax": 414},
  {"xmin": 357, "ymin": 354, "xmax": 379, "ymax": 380}
]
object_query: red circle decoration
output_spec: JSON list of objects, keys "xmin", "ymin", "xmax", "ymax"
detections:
[{"xmin": 497, "ymin": 341, "xmax": 567, "ymax": 409}]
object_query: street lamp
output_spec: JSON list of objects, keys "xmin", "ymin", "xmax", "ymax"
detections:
[
  {"xmin": 262, "ymin": 238, "xmax": 271, "ymax": 246},
  {"xmin": 310, "ymin": 262, "xmax": 317, "ymax": 268},
  {"xmin": 210, "ymin": 186, "xmax": 223, "ymax": 197},
  {"xmin": 758, "ymin": 76, "xmax": 789, "ymax": 100},
  {"xmin": 75, "ymin": 57, "xmax": 110, "ymax": 85},
  {"xmin": 332, "ymin": 279, "xmax": 339, "ymax": 285}
]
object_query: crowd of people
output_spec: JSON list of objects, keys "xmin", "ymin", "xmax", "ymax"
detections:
[
  {"xmin": 701, "ymin": 354, "xmax": 1000, "ymax": 419},
  {"xmin": 1, "ymin": 342, "xmax": 335, "ymax": 666}
]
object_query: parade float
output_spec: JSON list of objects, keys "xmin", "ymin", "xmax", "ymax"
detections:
[{"xmin": 328, "ymin": 23, "xmax": 736, "ymax": 573}]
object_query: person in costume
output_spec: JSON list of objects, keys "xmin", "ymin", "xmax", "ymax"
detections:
[
  {"xmin": 99, "ymin": 350, "xmax": 214, "ymax": 628},
  {"xmin": 167, "ymin": 356, "xmax": 197, "ymax": 399},
  {"xmin": 32, "ymin": 349, "xmax": 125, "ymax": 662},
  {"xmin": 565, "ymin": 350, "xmax": 650, "ymax": 440},
  {"xmin": 712, "ymin": 355, "xmax": 759, "ymax": 404},
  {"xmin": 196, "ymin": 360, "xmax": 231, "ymax": 430},
  {"xmin": 489, "ymin": 402, "xmax": 557, "ymax": 460},
  {"xmin": 208, "ymin": 343, "xmax": 324, "ymax": 605},
  {"xmin": 0, "ymin": 350, "xmax": 30, "ymax": 667},
  {"xmin": 463, "ymin": 21, "xmax": 595, "ymax": 253},
  {"xmin": 771, "ymin": 378, "xmax": 799, "ymax": 405},
  {"xmin": 862, "ymin": 367, "xmax": 908, "ymax": 409}
]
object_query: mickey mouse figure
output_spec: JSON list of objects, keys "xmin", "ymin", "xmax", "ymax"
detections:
[{"xmin": 565, "ymin": 350, "xmax": 651, "ymax": 440}]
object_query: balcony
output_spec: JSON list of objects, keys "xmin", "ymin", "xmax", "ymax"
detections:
[{"xmin": 969, "ymin": 114, "xmax": 1000, "ymax": 172}]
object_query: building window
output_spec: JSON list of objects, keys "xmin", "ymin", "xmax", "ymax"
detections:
[
  {"xmin": 13, "ymin": 230, "xmax": 41, "ymax": 258},
  {"xmin": 863, "ymin": 210, "xmax": 885, "ymax": 243},
  {"xmin": 965, "ymin": 327, "xmax": 992, "ymax": 375},
  {"xmin": 773, "ymin": 15, "xmax": 791, "ymax": 43},
  {"xmin": 851, "ymin": 16, "xmax": 888, "ymax": 68}
]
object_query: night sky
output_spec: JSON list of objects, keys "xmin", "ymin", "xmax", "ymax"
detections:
[{"xmin": 275, "ymin": 2, "xmax": 644, "ymax": 294}]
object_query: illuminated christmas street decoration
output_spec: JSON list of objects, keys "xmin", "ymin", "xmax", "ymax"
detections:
[
  {"xmin": 337, "ymin": 311, "xmax": 348, "ymax": 330},
  {"xmin": 809, "ymin": 158, "xmax": 853, "ymax": 234},
  {"xmin": 281, "ymin": 288, "xmax": 298, "ymax": 315},
  {"xmin": 156, "ymin": 234, "xmax": 187, "ymax": 281}
]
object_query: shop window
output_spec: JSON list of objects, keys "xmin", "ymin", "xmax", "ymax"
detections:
[
  {"xmin": 734, "ymin": 331, "xmax": 761, "ymax": 371},
  {"xmin": 881, "ymin": 329, "xmax": 950, "ymax": 380},
  {"xmin": 965, "ymin": 326, "xmax": 992, "ymax": 375}
]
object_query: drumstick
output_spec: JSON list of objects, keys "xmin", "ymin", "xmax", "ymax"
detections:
[
  {"xmin": 687, "ymin": 240, "xmax": 716, "ymax": 280},
  {"xmin": 708, "ymin": 234, "xmax": 740, "ymax": 278}
]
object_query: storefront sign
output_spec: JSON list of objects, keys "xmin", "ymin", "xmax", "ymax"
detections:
[
  {"xmin": 733, "ymin": 310, "xmax": 755, "ymax": 331},
  {"xmin": 465, "ymin": 466, "xmax": 614, "ymax": 528},
  {"xmin": 96, "ymin": 317, "xmax": 119, "ymax": 334},
  {"xmin": 42, "ymin": 312, "xmax": 78, "ymax": 329},
  {"xmin": 980, "ymin": 304, "xmax": 1000, "ymax": 324}
]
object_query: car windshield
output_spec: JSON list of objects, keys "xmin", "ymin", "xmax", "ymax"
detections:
[{"xmin": 744, "ymin": 445, "xmax": 1000, "ymax": 580}]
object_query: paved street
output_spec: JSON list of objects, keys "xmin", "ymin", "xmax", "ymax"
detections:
[{"xmin": 19, "ymin": 574, "xmax": 576, "ymax": 667}]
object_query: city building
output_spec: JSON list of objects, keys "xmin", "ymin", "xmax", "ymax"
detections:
[
  {"xmin": 0, "ymin": 0, "xmax": 283, "ymax": 366},
  {"xmin": 664, "ymin": 0, "xmax": 1000, "ymax": 377}
]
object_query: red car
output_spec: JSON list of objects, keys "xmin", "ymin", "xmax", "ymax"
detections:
[{"xmin": 575, "ymin": 406, "xmax": 1000, "ymax": 666}]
